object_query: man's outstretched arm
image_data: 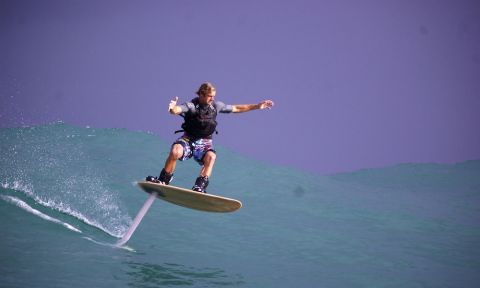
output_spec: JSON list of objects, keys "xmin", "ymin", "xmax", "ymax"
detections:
[{"xmin": 232, "ymin": 100, "xmax": 274, "ymax": 113}]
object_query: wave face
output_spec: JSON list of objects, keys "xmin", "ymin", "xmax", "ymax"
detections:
[
  {"xmin": 1, "ymin": 122, "xmax": 479, "ymax": 288},
  {"xmin": 0, "ymin": 123, "xmax": 140, "ymax": 237}
]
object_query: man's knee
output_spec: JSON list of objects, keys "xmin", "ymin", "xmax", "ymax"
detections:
[
  {"xmin": 203, "ymin": 150, "xmax": 216, "ymax": 164},
  {"xmin": 170, "ymin": 144, "xmax": 184, "ymax": 159}
]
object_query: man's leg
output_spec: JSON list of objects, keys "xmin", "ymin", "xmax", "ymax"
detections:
[
  {"xmin": 147, "ymin": 143, "xmax": 184, "ymax": 184},
  {"xmin": 192, "ymin": 150, "xmax": 216, "ymax": 193},
  {"xmin": 159, "ymin": 143, "xmax": 184, "ymax": 184},
  {"xmin": 164, "ymin": 143, "xmax": 184, "ymax": 174},
  {"xmin": 200, "ymin": 150, "xmax": 216, "ymax": 177}
]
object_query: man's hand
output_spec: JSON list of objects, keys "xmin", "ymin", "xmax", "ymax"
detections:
[
  {"xmin": 169, "ymin": 96, "xmax": 179, "ymax": 114},
  {"xmin": 259, "ymin": 100, "xmax": 274, "ymax": 110}
]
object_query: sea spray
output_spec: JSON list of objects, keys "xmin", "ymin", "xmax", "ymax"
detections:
[{"xmin": 0, "ymin": 123, "xmax": 134, "ymax": 238}]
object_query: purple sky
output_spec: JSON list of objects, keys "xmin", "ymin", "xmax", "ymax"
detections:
[{"xmin": 1, "ymin": 0, "xmax": 479, "ymax": 174}]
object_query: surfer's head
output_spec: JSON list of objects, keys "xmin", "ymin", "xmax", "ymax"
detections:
[{"xmin": 196, "ymin": 82, "xmax": 216, "ymax": 105}]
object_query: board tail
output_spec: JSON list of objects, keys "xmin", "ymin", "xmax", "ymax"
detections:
[{"xmin": 116, "ymin": 193, "xmax": 157, "ymax": 247}]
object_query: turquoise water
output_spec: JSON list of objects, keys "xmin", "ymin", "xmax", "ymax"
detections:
[{"xmin": 1, "ymin": 122, "xmax": 479, "ymax": 287}]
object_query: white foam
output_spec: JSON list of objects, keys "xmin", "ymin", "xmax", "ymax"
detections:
[
  {"xmin": 83, "ymin": 237, "xmax": 136, "ymax": 252},
  {"xmin": 36, "ymin": 199, "xmax": 123, "ymax": 238},
  {"xmin": 1, "ymin": 180, "xmax": 35, "ymax": 196},
  {"xmin": 1, "ymin": 195, "xmax": 82, "ymax": 233},
  {"xmin": 2, "ymin": 180, "xmax": 124, "ymax": 238}
]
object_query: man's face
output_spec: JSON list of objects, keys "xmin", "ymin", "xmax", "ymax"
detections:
[{"xmin": 199, "ymin": 89, "xmax": 216, "ymax": 105}]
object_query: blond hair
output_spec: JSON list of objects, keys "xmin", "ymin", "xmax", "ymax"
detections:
[{"xmin": 196, "ymin": 82, "xmax": 216, "ymax": 97}]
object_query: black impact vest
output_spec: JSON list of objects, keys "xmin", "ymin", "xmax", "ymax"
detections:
[{"xmin": 180, "ymin": 98, "xmax": 218, "ymax": 139}]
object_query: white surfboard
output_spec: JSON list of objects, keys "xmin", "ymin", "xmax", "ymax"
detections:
[
  {"xmin": 137, "ymin": 181, "xmax": 242, "ymax": 213},
  {"xmin": 116, "ymin": 181, "xmax": 242, "ymax": 247}
]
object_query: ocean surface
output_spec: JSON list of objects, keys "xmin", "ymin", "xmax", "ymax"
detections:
[{"xmin": 1, "ymin": 122, "xmax": 479, "ymax": 288}]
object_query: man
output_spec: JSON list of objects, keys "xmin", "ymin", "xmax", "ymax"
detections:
[{"xmin": 146, "ymin": 82, "xmax": 274, "ymax": 193}]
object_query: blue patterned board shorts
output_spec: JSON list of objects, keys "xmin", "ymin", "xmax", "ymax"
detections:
[{"xmin": 174, "ymin": 136, "xmax": 215, "ymax": 165}]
